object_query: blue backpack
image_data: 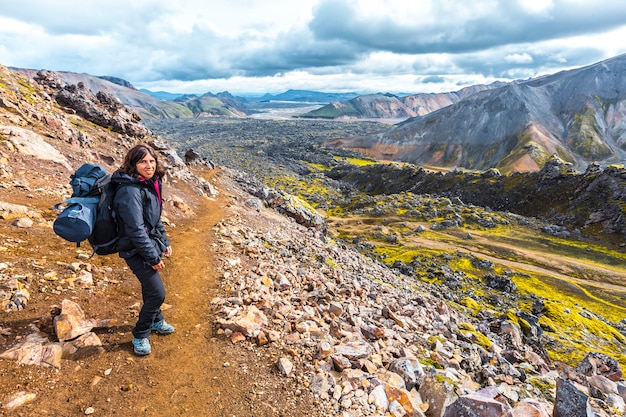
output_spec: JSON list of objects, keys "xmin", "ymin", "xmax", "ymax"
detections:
[{"xmin": 53, "ymin": 164, "xmax": 120, "ymax": 255}]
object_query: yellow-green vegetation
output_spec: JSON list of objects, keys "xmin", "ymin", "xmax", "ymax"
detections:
[
  {"xmin": 325, "ymin": 257, "xmax": 339, "ymax": 269},
  {"xmin": 373, "ymin": 246, "xmax": 437, "ymax": 265},
  {"xmin": 334, "ymin": 156, "xmax": 379, "ymax": 166},
  {"xmin": 461, "ymin": 297, "xmax": 481, "ymax": 313},
  {"xmin": 526, "ymin": 375, "xmax": 556, "ymax": 398},
  {"xmin": 448, "ymin": 257, "xmax": 479, "ymax": 279},
  {"xmin": 542, "ymin": 300, "xmax": 625, "ymax": 342},
  {"xmin": 307, "ymin": 162, "xmax": 330, "ymax": 171},
  {"xmin": 539, "ymin": 300, "xmax": 626, "ymax": 367},
  {"xmin": 506, "ymin": 310, "xmax": 532, "ymax": 334},
  {"xmin": 419, "ymin": 357, "xmax": 444, "ymax": 369},
  {"xmin": 513, "ymin": 272, "xmax": 626, "ymax": 323},
  {"xmin": 457, "ymin": 322, "xmax": 492, "ymax": 349},
  {"xmin": 568, "ymin": 106, "xmax": 613, "ymax": 160}
]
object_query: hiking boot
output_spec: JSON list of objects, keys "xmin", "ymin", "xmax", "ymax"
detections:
[
  {"xmin": 152, "ymin": 319, "xmax": 175, "ymax": 335},
  {"xmin": 133, "ymin": 337, "xmax": 151, "ymax": 356}
]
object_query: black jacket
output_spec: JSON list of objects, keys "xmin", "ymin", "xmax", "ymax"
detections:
[{"xmin": 111, "ymin": 171, "xmax": 170, "ymax": 266}]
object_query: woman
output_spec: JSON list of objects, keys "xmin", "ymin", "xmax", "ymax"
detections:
[{"xmin": 112, "ymin": 143, "xmax": 174, "ymax": 356}]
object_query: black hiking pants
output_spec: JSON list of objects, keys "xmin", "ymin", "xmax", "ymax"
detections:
[{"xmin": 125, "ymin": 254, "xmax": 166, "ymax": 339}]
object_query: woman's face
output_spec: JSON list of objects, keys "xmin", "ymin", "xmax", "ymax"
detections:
[{"xmin": 135, "ymin": 153, "xmax": 157, "ymax": 179}]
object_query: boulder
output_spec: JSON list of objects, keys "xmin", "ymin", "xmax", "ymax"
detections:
[{"xmin": 553, "ymin": 378, "xmax": 594, "ymax": 417}]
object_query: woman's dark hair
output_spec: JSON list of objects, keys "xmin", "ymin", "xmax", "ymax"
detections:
[{"xmin": 119, "ymin": 144, "xmax": 166, "ymax": 179}]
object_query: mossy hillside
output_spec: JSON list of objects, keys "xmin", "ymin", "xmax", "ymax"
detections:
[
  {"xmin": 339, "ymin": 198, "xmax": 626, "ymax": 369},
  {"xmin": 568, "ymin": 105, "xmax": 613, "ymax": 160},
  {"xmin": 370, "ymin": 239, "xmax": 626, "ymax": 367},
  {"xmin": 365, "ymin": 216, "xmax": 626, "ymax": 316},
  {"xmin": 496, "ymin": 134, "xmax": 551, "ymax": 174},
  {"xmin": 539, "ymin": 300, "xmax": 626, "ymax": 366}
]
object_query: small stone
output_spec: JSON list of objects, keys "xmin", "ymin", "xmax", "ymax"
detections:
[
  {"xmin": 13, "ymin": 218, "xmax": 33, "ymax": 228},
  {"xmin": 277, "ymin": 357, "xmax": 293, "ymax": 376},
  {"xmin": 3, "ymin": 391, "xmax": 37, "ymax": 411},
  {"xmin": 328, "ymin": 301, "xmax": 344, "ymax": 316}
]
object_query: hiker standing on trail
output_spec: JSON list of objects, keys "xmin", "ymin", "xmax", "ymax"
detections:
[{"xmin": 112, "ymin": 144, "xmax": 174, "ymax": 356}]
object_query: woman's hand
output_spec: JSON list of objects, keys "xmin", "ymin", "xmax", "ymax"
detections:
[
  {"xmin": 163, "ymin": 246, "xmax": 172, "ymax": 258},
  {"xmin": 152, "ymin": 260, "xmax": 165, "ymax": 270}
]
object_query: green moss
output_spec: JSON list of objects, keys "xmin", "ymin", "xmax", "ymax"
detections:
[
  {"xmin": 307, "ymin": 162, "xmax": 330, "ymax": 171},
  {"xmin": 536, "ymin": 300, "xmax": 626, "ymax": 368},
  {"xmin": 419, "ymin": 357, "xmax": 444, "ymax": 369},
  {"xmin": 325, "ymin": 257, "xmax": 339, "ymax": 269},
  {"xmin": 373, "ymin": 246, "xmax": 429, "ymax": 265},
  {"xmin": 461, "ymin": 297, "xmax": 480, "ymax": 313},
  {"xmin": 334, "ymin": 156, "xmax": 379, "ymax": 166},
  {"xmin": 457, "ymin": 322, "xmax": 492, "ymax": 349},
  {"xmin": 505, "ymin": 310, "xmax": 531, "ymax": 334},
  {"xmin": 527, "ymin": 375, "xmax": 556, "ymax": 397},
  {"xmin": 545, "ymin": 301, "xmax": 625, "ymax": 343},
  {"xmin": 568, "ymin": 106, "xmax": 613, "ymax": 159}
]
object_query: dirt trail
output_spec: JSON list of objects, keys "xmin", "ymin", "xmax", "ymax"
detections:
[
  {"xmin": 104, "ymin": 170, "xmax": 278, "ymax": 417},
  {"xmin": 131, "ymin": 190, "xmax": 224, "ymax": 415},
  {"xmin": 0, "ymin": 168, "xmax": 322, "ymax": 417}
]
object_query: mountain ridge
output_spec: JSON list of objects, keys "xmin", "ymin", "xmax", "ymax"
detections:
[
  {"xmin": 329, "ymin": 54, "xmax": 626, "ymax": 172},
  {"xmin": 299, "ymin": 83, "xmax": 505, "ymax": 120}
]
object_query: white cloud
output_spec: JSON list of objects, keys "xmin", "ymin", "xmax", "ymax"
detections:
[
  {"xmin": 0, "ymin": 0, "xmax": 626, "ymax": 94},
  {"xmin": 506, "ymin": 53, "xmax": 534, "ymax": 64}
]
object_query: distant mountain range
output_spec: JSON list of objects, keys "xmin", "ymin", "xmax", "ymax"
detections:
[
  {"xmin": 297, "ymin": 84, "xmax": 505, "ymax": 119},
  {"xmin": 9, "ymin": 67, "xmax": 499, "ymax": 121},
  {"xmin": 256, "ymin": 90, "xmax": 359, "ymax": 103},
  {"xmin": 326, "ymin": 54, "xmax": 626, "ymax": 173},
  {"xmin": 11, "ymin": 53, "xmax": 626, "ymax": 173}
]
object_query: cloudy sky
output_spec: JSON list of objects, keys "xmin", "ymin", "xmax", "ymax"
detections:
[{"xmin": 1, "ymin": 0, "xmax": 626, "ymax": 95}]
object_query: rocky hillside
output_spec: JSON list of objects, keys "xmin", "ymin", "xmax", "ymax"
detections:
[
  {"xmin": 11, "ymin": 67, "xmax": 247, "ymax": 119},
  {"xmin": 152, "ymin": 114, "xmax": 626, "ymax": 415},
  {"xmin": 2, "ymin": 64, "xmax": 626, "ymax": 417},
  {"xmin": 300, "ymin": 84, "xmax": 500, "ymax": 120},
  {"xmin": 329, "ymin": 54, "xmax": 626, "ymax": 173}
]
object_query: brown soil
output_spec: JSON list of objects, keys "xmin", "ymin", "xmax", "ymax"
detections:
[{"xmin": 0, "ymin": 167, "xmax": 319, "ymax": 417}]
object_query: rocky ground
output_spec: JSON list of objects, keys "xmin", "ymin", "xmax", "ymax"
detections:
[{"xmin": 0, "ymin": 163, "xmax": 325, "ymax": 417}]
